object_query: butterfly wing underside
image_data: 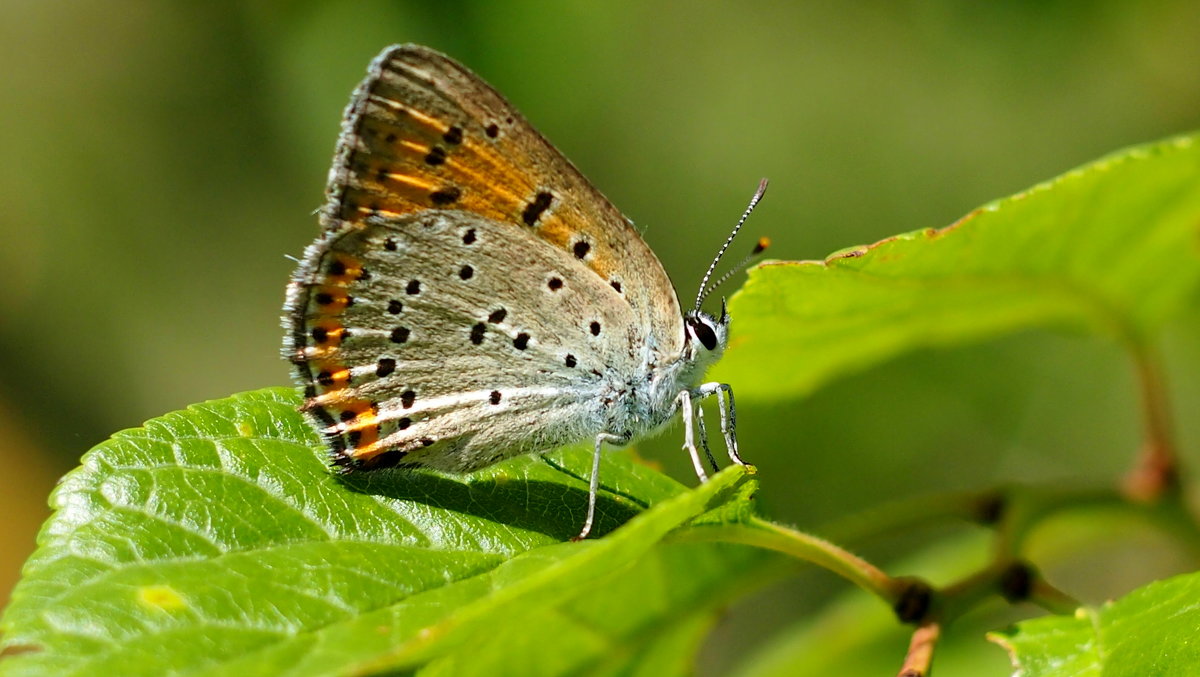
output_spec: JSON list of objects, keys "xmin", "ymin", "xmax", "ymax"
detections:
[
  {"xmin": 326, "ymin": 45, "xmax": 682, "ymax": 349},
  {"xmin": 285, "ymin": 45, "xmax": 683, "ymax": 471},
  {"xmin": 287, "ymin": 209, "xmax": 641, "ymax": 471}
]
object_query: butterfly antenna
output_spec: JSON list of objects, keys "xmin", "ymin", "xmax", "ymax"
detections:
[
  {"xmin": 694, "ymin": 178, "xmax": 769, "ymax": 311},
  {"xmin": 699, "ymin": 236, "xmax": 770, "ymax": 302}
]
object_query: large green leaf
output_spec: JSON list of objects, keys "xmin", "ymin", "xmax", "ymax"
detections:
[
  {"xmin": 0, "ymin": 388, "xmax": 765, "ymax": 676},
  {"xmin": 990, "ymin": 571, "xmax": 1200, "ymax": 677},
  {"xmin": 716, "ymin": 133, "xmax": 1200, "ymax": 400},
  {"xmin": 414, "ymin": 541, "xmax": 774, "ymax": 677}
]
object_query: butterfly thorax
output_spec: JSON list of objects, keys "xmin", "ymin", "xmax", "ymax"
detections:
[{"xmin": 601, "ymin": 309, "xmax": 728, "ymax": 443}]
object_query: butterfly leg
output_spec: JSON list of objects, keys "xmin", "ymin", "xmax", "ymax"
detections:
[
  {"xmin": 695, "ymin": 401, "xmax": 721, "ymax": 475},
  {"xmin": 576, "ymin": 432, "xmax": 625, "ymax": 541},
  {"xmin": 693, "ymin": 382, "xmax": 751, "ymax": 468},
  {"xmin": 675, "ymin": 390, "xmax": 711, "ymax": 483}
]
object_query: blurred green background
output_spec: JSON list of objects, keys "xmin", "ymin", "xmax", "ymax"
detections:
[{"xmin": 2, "ymin": 1, "xmax": 1198, "ymax": 674}]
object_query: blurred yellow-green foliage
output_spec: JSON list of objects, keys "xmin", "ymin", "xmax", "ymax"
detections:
[{"xmin": 2, "ymin": 2, "xmax": 1198, "ymax": 674}]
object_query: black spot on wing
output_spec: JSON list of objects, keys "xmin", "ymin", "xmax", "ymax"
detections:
[
  {"xmin": 376, "ymin": 358, "xmax": 396, "ymax": 377},
  {"xmin": 522, "ymin": 192, "xmax": 554, "ymax": 226},
  {"xmin": 424, "ymin": 147, "xmax": 447, "ymax": 166},
  {"xmin": 430, "ymin": 186, "xmax": 461, "ymax": 205}
]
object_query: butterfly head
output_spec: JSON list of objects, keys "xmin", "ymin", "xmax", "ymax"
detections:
[{"xmin": 683, "ymin": 297, "xmax": 729, "ymax": 355}]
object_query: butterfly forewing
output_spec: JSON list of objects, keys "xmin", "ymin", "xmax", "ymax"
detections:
[
  {"xmin": 287, "ymin": 44, "xmax": 692, "ymax": 474},
  {"xmin": 324, "ymin": 45, "xmax": 684, "ymax": 357}
]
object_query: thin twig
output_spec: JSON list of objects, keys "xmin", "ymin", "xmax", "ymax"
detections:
[
  {"xmin": 897, "ymin": 623, "xmax": 940, "ymax": 677},
  {"xmin": 1027, "ymin": 575, "xmax": 1080, "ymax": 615},
  {"xmin": 1124, "ymin": 341, "xmax": 1180, "ymax": 500}
]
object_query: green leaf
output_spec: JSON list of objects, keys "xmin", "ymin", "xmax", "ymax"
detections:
[
  {"xmin": 0, "ymin": 388, "xmax": 764, "ymax": 676},
  {"xmin": 989, "ymin": 571, "xmax": 1200, "ymax": 677},
  {"xmin": 716, "ymin": 133, "xmax": 1200, "ymax": 400},
  {"xmin": 415, "ymin": 542, "xmax": 774, "ymax": 677}
]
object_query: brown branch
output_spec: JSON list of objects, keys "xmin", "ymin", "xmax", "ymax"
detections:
[{"xmin": 897, "ymin": 623, "xmax": 940, "ymax": 677}]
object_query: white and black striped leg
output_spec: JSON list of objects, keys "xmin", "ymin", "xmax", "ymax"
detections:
[
  {"xmin": 695, "ymin": 401, "xmax": 721, "ymax": 475},
  {"xmin": 675, "ymin": 390, "xmax": 710, "ymax": 483},
  {"xmin": 576, "ymin": 432, "xmax": 624, "ymax": 541},
  {"xmin": 694, "ymin": 382, "xmax": 748, "ymax": 467},
  {"xmin": 715, "ymin": 383, "xmax": 747, "ymax": 466}
]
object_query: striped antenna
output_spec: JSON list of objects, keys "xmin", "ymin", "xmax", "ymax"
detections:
[
  {"xmin": 698, "ymin": 236, "xmax": 770, "ymax": 303},
  {"xmin": 694, "ymin": 178, "xmax": 769, "ymax": 311}
]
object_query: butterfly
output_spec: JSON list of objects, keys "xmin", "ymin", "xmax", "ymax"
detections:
[{"xmin": 283, "ymin": 44, "xmax": 763, "ymax": 539}]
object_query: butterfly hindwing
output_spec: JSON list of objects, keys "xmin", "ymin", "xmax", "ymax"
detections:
[{"xmin": 286, "ymin": 209, "xmax": 641, "ymax": 471}]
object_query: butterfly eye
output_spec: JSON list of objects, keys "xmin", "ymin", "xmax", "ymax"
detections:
[{"xmin": 688, "ymin": 318, "xmax": 719, "ymax": 351}]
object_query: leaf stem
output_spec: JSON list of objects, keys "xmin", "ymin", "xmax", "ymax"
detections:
[
  {"xmin": 1124, "ymin": 340, "xmax": 1180, "ymax": 501},
  {"xmin": 1027, "ymin": 575, "xmax": 1080, "ymax": 616},
  {"xmin": 673, "ymin": 516, "xmax": 905, "ymax": 603}
]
